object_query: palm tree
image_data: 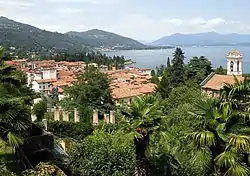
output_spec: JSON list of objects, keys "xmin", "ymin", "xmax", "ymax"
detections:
[
  {"xmin": 121, "ymin": 95, "xmax": 165, "ymax": 176},
  {"xmin": 188, "ymin": 77, "xmax": 250, "ymax": 175},
  {"xmin": 0, "ymin": 48, "xmax": 34, "ymax": 148}
]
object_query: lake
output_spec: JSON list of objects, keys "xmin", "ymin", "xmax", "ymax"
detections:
[{"xmin": 103, "ymin": 46, "xmax": 250, "ymax": 73}]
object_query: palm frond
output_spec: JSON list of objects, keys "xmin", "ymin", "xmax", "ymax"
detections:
[
  {"xmin": 7, "ymin": 132, "xmax": 23, "ymax": 148},
  {"xmin": 188, "ymin": 131, "xmax": 216, "ymax": 147},
  {"xmin": 224, "ymin": 164, "xmax": 250, "ymax": 176},
  {"xmin": 215, "ymin": 151, "xmax": 243, "ymax": 169},
  {"xmin": 227, "ymin": 134, "xmax": 250, "ymax": 153}
]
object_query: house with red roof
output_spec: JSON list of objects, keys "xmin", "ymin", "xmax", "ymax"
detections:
[{"xmin": 200, "ymin": 50, "xmax": 244, "ymax": 97}]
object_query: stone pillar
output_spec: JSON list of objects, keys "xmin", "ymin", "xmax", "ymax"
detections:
[
  {"xmin": 110, "ymin": 111, "xmax": 115, "ymax": 124},
  {"xmin": 63, "ymin": 111, "xmax": 70, "ymax": 122},
  {"xmin": 74, "ymin": 108, "xmax": 80, "ymax": 123},
  {"xmin": 227, "ymin": 59, "xmax": 230, "ymax": 75},
  {"xmin": 233, "ymin": 60, "xmax": 237, "ymax": 74},
  {"xmin": 104, "ymin": 113, "xmax": 110, "ymax": 123},
  {"xmin": 239, "ymin": 60, "xmax": 243, "ymax": 75},
  {"xmin": 54, "ymin": 107, "xmax": 60, "ymax": 121},
  {"xmin": 93, "ymin": 110, "xmax": 99, "ymax": 126}
]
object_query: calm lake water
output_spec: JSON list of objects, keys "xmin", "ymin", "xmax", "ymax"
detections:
[{"xmin": 103, "ymin": 46, "xmax": 250, "ymax": 73}]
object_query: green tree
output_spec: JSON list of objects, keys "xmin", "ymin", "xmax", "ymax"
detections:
[
  {"xmin": 214, "ymin": 66, "xmax": 227, "ymax": 75},
  {"xmin": 32, "ymin": 100, "xmax": 47, "ymax": 121},
  {"xmin": 170, "ymin": 48, "xmax": 185, "ymax": 87},
  {"xmin": 151, "ymin": 69, "xmax": 156, "ymax": 76},
  {"xmin": 188, "ymin": 78, "xmax": 250, "ymax": 175},
  {"xmin": 156, "ymin": 61, "xmax": 172, "ymax": 99},
  {"xmin": 0, "ymin": 47, "xmax": 34, "ymax": 148},
  {"xmin": 70, "ymin": 130, "xmax": 136, "ymax": 176},
  {"xmin": 62, "ymin": 66, "xmax": 114, "ymax": 121},
  {"xmin": 186, "ymin": 56, "xmax": 212, "ymax": 83},
  {"xmin": 167, "ymin": 57, "xmax": 171, "ymax": 68},
  {"xmin": 121, "ymin": 95, "xmax": 165, "ymax": 176},
  {"xmin": 156, "ymin": 64, "xmax": 166, "ymax": 76}
]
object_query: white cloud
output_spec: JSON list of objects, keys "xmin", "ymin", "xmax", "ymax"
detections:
[
  {"xmin": 187, "ymin": 17, "xmax": 226, "ymax": 28},
  {"xmin": 46, "ymin": 0, "xmax": 122, "ymax": 4},
  {"xmin": 0, "ymin": 0, "xmax": 34, "ymax": 6},
  {"xmin": 111, "ymin": 15, "xmax": 250, "ymax": 40},
  {"xmin": 164, "ymin": 19, "xmax": 183, "ymax": 25},
  {"xmin": 206, "ymin": 18, "xmax": 226, "ymax": 26},
  {"xmin": 187, "ymin": 18, "xmax": 206, "ymax": 25},
  {"xmin": 0, "ymin": 1, "xmax": 249, "ymax": 41},
  {"xmin": 56, "ymin": 7, "xmax": 83, "ymax": 13}
]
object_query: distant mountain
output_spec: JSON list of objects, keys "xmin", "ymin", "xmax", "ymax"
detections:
[
  {"xmin": 0, "ymin": 16, "xmax": 146, "ymax": 52},
  {"xmin": 66, "ymin": 29, "xmax": 146, "ymax": 49},
  {"xmin": 138, "ymin": 40, "xmax": 152, "ymax": 45},
  {"xmin": 151, "ymin": 32, "xmax": 250, "ymax": 46},
  {"xmin": 0, "ymin": 16, "xmax": 86, "ymax": 52}
]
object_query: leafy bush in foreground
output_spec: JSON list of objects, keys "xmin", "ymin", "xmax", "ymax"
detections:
[{"xmin": 70, "ymin": 130, "xmax": 136, "ymax": 176}]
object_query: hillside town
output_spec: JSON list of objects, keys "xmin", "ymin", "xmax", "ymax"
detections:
[{"xmin": 6, "ymin": 59, "xmax": 155, "ymax": 104}]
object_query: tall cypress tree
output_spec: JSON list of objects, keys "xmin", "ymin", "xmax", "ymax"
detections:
[
  {"xmin": 167, "ymin": 57, "xmax": 171, "ymax": 68},
  {"xmin": 156, "ymin": 57, "xmax": 172, "ymax": 99},
  {"xmin": 170, "ymin": 48, "xmax": 185, "ymax": 87}
]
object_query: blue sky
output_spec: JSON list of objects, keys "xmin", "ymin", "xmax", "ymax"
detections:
[{"xmin": 1, "ymin": 0, "xmax": 250, "ymax": 40}]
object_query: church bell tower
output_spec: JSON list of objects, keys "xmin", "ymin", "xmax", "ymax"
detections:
[{"xmin": 227, "ymin": 49, "xmax": 243, "ymax": 76}]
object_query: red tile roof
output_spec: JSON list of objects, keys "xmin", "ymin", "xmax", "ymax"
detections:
[
  {"xmin": 112, "ymin": 83, "xmax": 156, "ymax": 99},
  {"xmin": 36, "ymin": 79, "xmax": 57, "ymax": 83},
  {"xmin": 201, "ymin": 74, "xmax": 245, "ymax": 90}
]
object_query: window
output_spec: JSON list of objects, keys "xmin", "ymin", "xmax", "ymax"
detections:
[
  {"xmin": 39, "ymin": 86, "xmax": 41, "ymax": 89},
  {"xmin": 230, "ymin": 61, "xmax": 234, "ymax": 72},
  {"xmin": 237, "ymin": 61, "xmax": 240, "ymax": 72}
]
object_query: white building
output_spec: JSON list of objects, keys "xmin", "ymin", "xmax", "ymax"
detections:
[
  {"xmin": 27, "ymin": 67, "xmax": 57, "ymax": 94},
  {"xmin": 227, "ymin": 49, "xmax": 243, "ymax": 76}
]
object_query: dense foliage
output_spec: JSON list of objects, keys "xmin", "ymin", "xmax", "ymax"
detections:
[
  {"xmin": 3, "ymin": 45, "xmax": 250, "ymax": 176},
  {"xmin": 0, "ymin": 48, "xmax": 35, "ymax": 148},
  {"xmin": 21, "ymin": 162, "xmax": 66, "ymax": 176},
  {"xmin": 40, "ymin": 51, "xmax": 132, "ymax": 69},
  {"xmin": 70, "ymin": 130, "xmax": 136, "ymax": 176},
  {"xmin": 39, "ymin": 121, "xmax": 93, "ymax": 140}
]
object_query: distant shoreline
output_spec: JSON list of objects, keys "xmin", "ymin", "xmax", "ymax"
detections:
[{"xmin": 101, "ymin": 44, "xmax": 250, "ymax": 52}]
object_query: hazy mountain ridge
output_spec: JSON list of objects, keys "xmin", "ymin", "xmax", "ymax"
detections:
[
  {"xmin": 66, "ymin": 29, "xmax": 146, "ymax": 49},
  {"xmin": 0, "ymin": 17, "xmax": 146, "ymax": 51},
  {"xmin": 0, "ymin": 16, "xmax": 86, "ymax": 51},
  {"xmin": 151, "ymin": 32, "xmax": 250, "ymax": 46}
]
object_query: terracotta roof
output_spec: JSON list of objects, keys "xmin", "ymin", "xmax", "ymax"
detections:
[
  {"xmin": 58, "ymin": 87, "xmax": 64, "ymax": 93},
  {"xmin": 36, "ymin": 79, "xmax": 57, "ymax": 83},
  {"xmin": 42, "ymin": 60, "xmax": 55, "ymax": 63},
  {"xmin": 38, "ymin": 63, "xmax": 55, "ymax": 68},
  {"xmin": 112, "ymin": 87, "xmax": 143, "ymax": 99},
  {"xmin": 201, "ymin": 74, "xmax": 245, "ymax": 90},
  {"xmin": 52, "ymin": 81, "xmax": 71, "ymax": 87},
  {"xmin": 110, "ymin": 72, "xmax": 132, "ymax": 80},
  {"xmin": 57, "ymin": 70, "xmax": 74, "ymax": 77},
  {"xmin": 5, "ymin": 61, "xmax": 17, "ymax": 66},
  {"xmin": 112, "ymin": 83, "xmax": 156, "ymax": 99}
]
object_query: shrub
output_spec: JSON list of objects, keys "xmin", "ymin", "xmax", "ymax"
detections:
[
  {"xmin": 21, "ymin": 162, "xmax": 66, "ymax": 176},
  {"xmin": 36, "ymin": 121, "xmax": 93, "ymax": 140},
  {"xmin": 70, "ymin": 130, "xmax": 136, "ymax": 176}
]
